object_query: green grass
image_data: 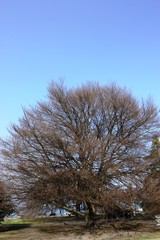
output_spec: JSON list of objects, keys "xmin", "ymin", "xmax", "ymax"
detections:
[
  {"xmin": 2, "ymin": 218, "xmax": 31, "ymax": 225},
  {"xmin": 1, "ymin": 215, "xmax": 67, "ymax": 225}
]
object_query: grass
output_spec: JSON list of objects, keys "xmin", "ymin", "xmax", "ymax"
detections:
[
  {"xmin": 2, "ymin": 218, "xmax": 31, "ymax": 225},
  {"xmin": 0, "ymin": 217, "xmax": 160, "ymax": 240},
  {"xmin": 119, "ymin": 232, "xmax": 160, "ymax": 240},
  {"xmin": 117, "ymin": 233, "xmax": 160, "ymax": 240}
]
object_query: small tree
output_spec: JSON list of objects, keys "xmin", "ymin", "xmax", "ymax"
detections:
[
  {"xmin": 0, "ymin": 180, "xmax": 13, "ymax": 221},
  {"xmin": 0, "ymin": 81, "xmax": 159, "ymax": 226},
  {"xmin": 139, "ymin": 135, "xmax": 160, "ymax": 215}
]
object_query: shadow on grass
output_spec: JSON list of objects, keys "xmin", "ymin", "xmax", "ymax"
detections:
[
  {"xmin": 38, "ymin": 219, "xmax": 160, "ymax": 236},
  {"xmin": 0, "ymin": 223, "xmax": 31, "ymax": 232}
]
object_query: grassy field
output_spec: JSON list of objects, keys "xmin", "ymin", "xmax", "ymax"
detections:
[{"xmin": 0, "ymin": 217, "xmax": 160, "ymax": 240}]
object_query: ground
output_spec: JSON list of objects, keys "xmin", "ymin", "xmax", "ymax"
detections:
[{"xmin": 0, "ymin": 216, "xmax": 160, "ymax": 240}]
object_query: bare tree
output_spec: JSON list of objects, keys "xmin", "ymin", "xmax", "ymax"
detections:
[{"xmin": 0, "ymin": 81, "xmax": 159, "ymax": 226}]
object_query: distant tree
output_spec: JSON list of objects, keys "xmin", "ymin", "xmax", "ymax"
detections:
[
  {"xmin": 149, "ymin": 134, "xmax": 160, "ymax": 171},
  {"xmin": 0, "ymin": 180, "xmax": 13, "ymax": 221},
  {"xmin": 139, "ymin": 135, "xmax": 160, "ymax": 215},
  {"xmin": 0, "ymin": 81, "xmax": 159, "ymax": 226}
]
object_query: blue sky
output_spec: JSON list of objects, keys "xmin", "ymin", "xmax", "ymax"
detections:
[{"xmin": 0, "ymin": 0, "xmax": 160, "ymax": 137}]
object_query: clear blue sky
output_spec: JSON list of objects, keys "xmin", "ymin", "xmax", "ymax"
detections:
[{"xmin": 0, "ymin": 0, "xmax": 160, "ymax": 137}]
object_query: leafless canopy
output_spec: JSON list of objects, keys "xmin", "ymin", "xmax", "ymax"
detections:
[{"xmin": 0, "ymin": 81, "xmax": 159, "ymax": 223}]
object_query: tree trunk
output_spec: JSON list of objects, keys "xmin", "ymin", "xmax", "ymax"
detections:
[
  {"xmin": 85, "ymin": 202, "xmax": 96, "ymax": 228},
  {"xmin": 76, "ymin": 202, "xmax": 81, "ymax": 212}
]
